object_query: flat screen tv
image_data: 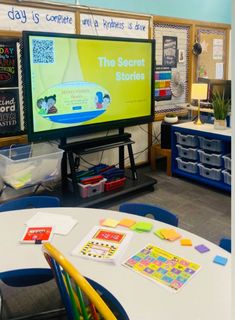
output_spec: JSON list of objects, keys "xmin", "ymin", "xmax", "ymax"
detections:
[{"xmin": 22, "ymin": 31, "xmax": 155, "ymax": 142}]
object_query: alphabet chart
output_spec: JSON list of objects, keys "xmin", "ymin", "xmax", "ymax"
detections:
[{"xmin": 123, "ymin": 244, "xmax": 201, "ymax": 292}]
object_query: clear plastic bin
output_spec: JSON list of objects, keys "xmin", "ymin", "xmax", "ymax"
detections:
[
  {"xmin": 176, "ymin": 144, "xmax": 198, "ymax": 161},
  {"xmin": 78, "ymin": 178, "xmax": 106, "ymax": 198},
  {"xmin": 222, "ymin": 154, "xmax": 231, "ymax": 171},
  {"xmin": 222, "ymin": 170, "xmax": 231, "ymax": 185},
  {"xmin": 198, "ymin": 163, "xmax": 221, "ymax": 181},
  {"xmin": 198, "ymin": 136, "xmax": 223, "ymax": 153},
  {"xmin": 175, "ymin": 132, "xmax": 198, "ymax": 147},
  {"xmin": 198, "ymin": 150, "xmax": 222, "ymax": 167},
  {"xmin": 0, "ymin": 143, "xmax": 63, "ymax": 189},
  {"xmin": 176, "ymin": 157, "xmax": 198, "ymax": 174}
]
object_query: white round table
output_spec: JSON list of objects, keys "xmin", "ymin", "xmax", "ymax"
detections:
[{"xmin": 0, "ymin": 207, "xmax": 231, "ymax": 320}]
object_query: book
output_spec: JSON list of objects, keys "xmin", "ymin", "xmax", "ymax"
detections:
[
  {"xmin": 72, "ymin": 226, "xmax": 132, "ymax": 264},
  {"xmin": 123, "ymin": 244, "xmax": 201, "ymax": 292},
  {"xmin": 20, "ymin": 226, "xmax": 54, "ymax": 244}
]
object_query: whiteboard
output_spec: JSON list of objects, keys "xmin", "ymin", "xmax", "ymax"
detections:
[
  {"xmin": 0, "ymin": 3, "xmax": 76, "ymax": 33},
  {"xmin": 80, "ymin": 13, "xmax": 149, "ymax": 39}
]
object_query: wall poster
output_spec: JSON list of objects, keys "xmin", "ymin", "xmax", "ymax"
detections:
[{"xmin": 163, "ymin": 36, "xmax": 178, "ymax": 68}]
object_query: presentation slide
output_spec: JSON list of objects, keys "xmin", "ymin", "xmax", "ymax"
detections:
[{"xmin": 28, "ymin": 35, "xmax": 153, "ymax": 132}]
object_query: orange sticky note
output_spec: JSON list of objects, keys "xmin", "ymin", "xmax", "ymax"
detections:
[
  {"xmin": 101, "ymin": 218, "xmax": 119, "ymax": 228},
  {"xmin": 118, "ymin": 218, "xmax": 136, "ymax": 228},
  {"xmin": 160, "ymin": 229, "xmax": 181, "ymax": 241},
  {"xmin": 180, "ymin": 238, "xmax": 192, "ymax": 246}
]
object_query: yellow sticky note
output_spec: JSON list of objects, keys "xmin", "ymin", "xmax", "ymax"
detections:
[
  {"xmin": 154, "ymin": 229, "xmax": 165, "ymax": 239},
  {"xmin": 180, "ymin": 238, "xmax": 192, "ymax": 246},
  {"xmin": 160, "ymin": 229, "xmax": 181, "ymax": 241},
  {"xmin": 101, "ymin": 218, "xmax": 119, "ymax": 228},
  {"xmin": 118, "ymin": 218, "xmax": 136, "ymax": 228}
]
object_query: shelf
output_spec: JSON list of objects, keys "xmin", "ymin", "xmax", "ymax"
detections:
[
  {"xmin": 45, "ymin": 172, "xmax": 157, "ymax": 208},
  {"xmin": 171, "ymin": 123, "xmax": 231, "ymax": 193}
]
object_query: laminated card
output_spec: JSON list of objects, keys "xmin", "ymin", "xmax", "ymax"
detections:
[
  {"xmin": 72, "ymin": 226, "xmax": 132, "ymax": 264},
  {"xmin": 123, "ymin": 244, "xmax": 201, "ymax": 292}
]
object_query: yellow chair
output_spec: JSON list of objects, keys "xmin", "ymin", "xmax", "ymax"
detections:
[{"xmin": 42, "ymin": 243, "xmax": 119, "ymax": 320}]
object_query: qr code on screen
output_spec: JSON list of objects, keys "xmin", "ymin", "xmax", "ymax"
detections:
[{"xmin": 32, "ymin": 39, "xmax": 55, "ymax": 64}]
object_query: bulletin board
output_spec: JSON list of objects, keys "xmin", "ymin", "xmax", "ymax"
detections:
[
  {"xmin": 153, "ymin": 20, "xmax": 191, "ymax": 115},
  {"xmin": 196, "ymin": 28, "xmax": 227, "ymax": 80}
]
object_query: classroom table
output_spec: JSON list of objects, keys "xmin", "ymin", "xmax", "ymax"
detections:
[{"xmin": 0, "ymin": 207, "xmax": 231, "ymax": 320}]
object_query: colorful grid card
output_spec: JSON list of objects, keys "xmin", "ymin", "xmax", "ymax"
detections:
[{"xmin": 123, "ymin": 244, "xmax": 201, "ymax": 292}]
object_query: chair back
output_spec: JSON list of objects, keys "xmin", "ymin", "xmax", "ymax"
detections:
[
  {"xmin": 0, "ymin": 196, "xmax": 60, "ymax": 212},
  {"xmin": 219, "ymin": 237, "xmax": 231, "ymax": 253},
  {"xmin": 43, "ymin": 242, "xmax": 117, "ymax": 320},
  {"xmin": 119, "ymin": 202, "xmax": 178, "ymax": 227}
]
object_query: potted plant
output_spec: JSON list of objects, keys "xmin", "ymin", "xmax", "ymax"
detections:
[
  {"xmin": 164, "ymin": 112, "xmax": 178, "ymax": 124},
  {"xmin": 212, "ymin": 90, "xmax": 231, "ymax": 130}
]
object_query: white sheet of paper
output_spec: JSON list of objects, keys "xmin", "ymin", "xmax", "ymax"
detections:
[
  {"xmin": 216, "ymin": 62, "xmax": 224, "ymax": 79},
  {"xmin": 26, "ymin": 212, "xmax": 78, "ymax": 235}
]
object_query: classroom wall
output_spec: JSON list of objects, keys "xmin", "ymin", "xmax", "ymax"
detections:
[{"xmin": 54, "ymin": 0, "xmax": 231, "ymax": 24}]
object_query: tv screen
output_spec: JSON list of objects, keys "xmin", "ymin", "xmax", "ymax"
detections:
[{"xmin": 22, "ymin": 31, "xmax": 155, "ymax": 142}]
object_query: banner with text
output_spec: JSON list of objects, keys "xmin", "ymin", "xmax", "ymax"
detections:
[
  {"xmin": 0, "ymin": 4, "xmax": 75, "ymax": 33},
  {"xmin": 80, "ymin": 14, "xmax": 149, "ymax": 39}
]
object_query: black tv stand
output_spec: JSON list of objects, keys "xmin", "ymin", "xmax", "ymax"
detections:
[{"xmin": 60, "ymin": 132, "xmax": 157, "ymax": 207}]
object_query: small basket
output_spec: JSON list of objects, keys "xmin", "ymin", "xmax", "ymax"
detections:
[{"xmin": 105, "ymin": 177, "xmax": 126, "ymax": 192}]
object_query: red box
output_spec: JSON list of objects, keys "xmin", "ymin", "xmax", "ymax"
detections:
[{"xmin": 105, "ymin": 177, "xmax": 126, "ymax": 192}]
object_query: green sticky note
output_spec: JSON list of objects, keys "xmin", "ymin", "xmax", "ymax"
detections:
[
  {"xmin": 130, "ymin": 223, "xmax": 144, "ymax": 233},
  {"xmin": 154, "ymin": 229, "xmax": 165, "ymax": 239},
  {"xmin": 135, "ymin": 221, "xmax": 153, "ymax": 232}
]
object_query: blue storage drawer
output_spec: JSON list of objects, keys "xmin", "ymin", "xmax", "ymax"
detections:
[
  {"xmin": 222, "ymin": 154, "xmax": 231, "ymax": 171},
  {"xmin": 176, "ymin": 157, "xmax": 198, "ymax": 174},
  {"xmin": 176, "ymin": 144, "xmax": 198, "ymax": 161},
  {"xmin": 175, "ymin": 132, "xmax": 198, "ymax": 147},
  {"xmin": 222, "ymin": 170, "xmax": 231, "ymax": 185},
  {"xmin": 198, "ymin": 150, "xmax": 222, "ymax": 167},
  {"xmin": 198, "ymin": 136, "xmax": 223, "ymax": 153},
  {"xmin": 198, "ymin": 163, "xmax": 221, "ymax": 181}
]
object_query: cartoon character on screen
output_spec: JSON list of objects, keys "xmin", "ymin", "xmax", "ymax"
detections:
[
  {"xmin": 102, "ymin": 94, "xmax": 111, "ymax": 109},
  {"xmin": 45, "ymin": 95, "xmax": 58, "ymax": 114},
  {"xmin": 37, "ymin": 98, "xmax": 48, "ymax": 115},
  {"xmin": 37, "ymin": 95, "xmax": 57, "ymax": 114},
  {"xmin": 95, "ymin": 91, "xmax": 103, "ymax": 109}
]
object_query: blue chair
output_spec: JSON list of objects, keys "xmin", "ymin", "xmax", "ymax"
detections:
[
  {"xmin": 0, "ymin": 195, "xmax": 60, "ymax": 212},
  {"xmin": 119, "ymin": 202, "xmax": 179, "ymax": 227},
  {"xmin": 219, "ymin": 237, "xmax": 231, "ymax": 253},
  {"xmin": 0, "ymin": 196, "xmax": 60, "ymax": 287}
]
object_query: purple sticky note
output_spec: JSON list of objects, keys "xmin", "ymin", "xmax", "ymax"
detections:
[
  {"xmin": 195, "ymin": 244, "xmax": 210, "ymax": 253},
  {"xmin": 213, "ymin": 255, "xmax": 228, "ymax": 266}
]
